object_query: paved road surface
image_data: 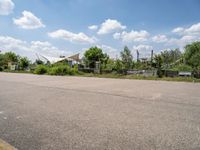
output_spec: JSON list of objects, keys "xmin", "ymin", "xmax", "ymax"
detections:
[{"xmin": 0, "ymin": 73, "xmax": 200, "ymax": 150}]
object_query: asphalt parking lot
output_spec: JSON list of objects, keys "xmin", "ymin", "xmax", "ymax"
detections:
[{"xmin": 0, "ymin": 72, "xmax": 200, "ymax": 150}]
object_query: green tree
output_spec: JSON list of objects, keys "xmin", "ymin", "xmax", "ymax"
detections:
[
  {"xmin": 0, "ymin": 53, "xmax": 5, "ymax": 66},
  {"xmin": 0, "ymin": 53, "xmax": 4, "ymax": 71},
  {"xmin": 161, "ymin": 49, "xmax": 182, "ymax": 68},
  {"xmin": 184, "ymin": 41, "xmax": 200, "ymax": 68},
  {"xmin": 19, "ymin": 57, "xmax": 30, "ymax": 70},
  {"xmin": 4, "ymin": 52, "xmax": 19, "ymax": 64},
  {"xmin": 0, "ymin": 52, "xmax": 19, "ymax": 69},
  {"xmin": 154, "ymin": 54, "xmax": 163, "ymax": 77},
  {"xmin": 170, "ymin": 49, "xmax": 182, "ymax": 62},
  {"xmin": 84, "ymin": 46, "xmax": 108, "ymax": 68},
  {"xmin": 113, "ymin": 59, "xmax": 124, "ymax": 72},
  {"xmin": 120, "ymin": 46, "xmax": 133, "ymax": 70}
]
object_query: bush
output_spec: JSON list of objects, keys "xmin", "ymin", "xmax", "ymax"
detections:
[
  {"xmin": 48, "ymin": 65, "xmax": 73, "ymax": 75},
  {"xmin": 48, "ymin": 65, "xmax": 70, "ymax": 76},
  {"xmin": 34, "ymin": 65, "xmax": 48, "ymax": 74},
  {"xmin": 0, "ymin": 67, "xmax": 3, "ymax": 71},
  {"xmin": 71, "ymin": 64, "xmax": 79, "ymax": 74},
  {"xmin": 34, "ymin": 63, "xmax": 79, "ymax": 76},
  {"xmin": 171, "ymin": 64, "xmax": 193, "ymax": 72}
]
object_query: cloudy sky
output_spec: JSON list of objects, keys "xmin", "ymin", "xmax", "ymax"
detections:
[{"xmin": 0, "ymin": 0, "xmax": 200, "ymax": 60}]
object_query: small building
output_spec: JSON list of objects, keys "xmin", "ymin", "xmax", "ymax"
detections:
[{"xmin": 8, "ymin": 62, "xmax": 18, "ymax": 71}]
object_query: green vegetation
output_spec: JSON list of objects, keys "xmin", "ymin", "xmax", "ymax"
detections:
[
  {"xmin": 80, "ymin": 73, "xmax": 200, "ymax": 83},
  {"xmin": 84, "ymin": 46, "xmax": 109, "ymax": 68},
  {"xmin": 185, "ymin": 41, "xmax": 200, "ymax": 68},
  {"xmin": 1, "ymin": 41, "xmax": 200, "ymax": 82},
  {"xmin": 34, "ymin": 63, "xmax": 79, "ymax": 76},
  {"xmin": 34, "ymin": 65, "xmax": 49, "ymax": 75},
  {"xmin": 19, "ymin": 57, "xmax": 30, "ymax": 70},
  {"xmin": 48, "ymin": 64, "xmax": 78, "ymax": 75},
  {"xmin": 120, "ymin": 46, "xmax": 133, "ymax": 71},
  {"xmin": 171, "ymin": 64, "xmax": 193, "ymax": 72}
]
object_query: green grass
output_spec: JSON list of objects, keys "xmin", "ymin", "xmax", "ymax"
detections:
[
  {"xmin": 2, "ymin": 70, "xmax": 200, "ymax": 83},
  {"xmin": 79, "ymin": 73, "xmax": 200, "ymax": 83},
  {"xmin": 2, "ymin": 70, "xmax": 33, "ymax": 74}
]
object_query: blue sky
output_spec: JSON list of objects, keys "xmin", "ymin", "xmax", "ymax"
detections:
[{"xmin": 0, "ymin": 0, "xmax": 200, "ymax": 60}]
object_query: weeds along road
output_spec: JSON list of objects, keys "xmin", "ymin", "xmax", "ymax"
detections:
[{"xmin": 0, "ymin": 72, "xmax": 200, "ymax": 150}]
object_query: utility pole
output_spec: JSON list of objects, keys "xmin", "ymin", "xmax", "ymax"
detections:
[
  {"xmin": 137, "ymin": 50, "xmax": 139, "ymax": 62},
  {"xmin": 151, "ymin": 50, "xmax": 154, "ymax": 63}
]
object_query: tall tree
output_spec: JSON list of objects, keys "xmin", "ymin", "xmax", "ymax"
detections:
[
  {"xmin": 184, "ymin": 42, "xmax": 200, "ymax": 68},
  {"xmin": 84, "ymin": 46, "xmax": 108, "ymax": 68},
  {"xmin": 4, "ymin": 52, "xmax": 19, "ymax": 63},
  {"xmin": 161, "ymin": 49, "xmax": 182, "ymax": 68},
  {"xmin": 154, "ymin": 54, "xmax": 163, "ymax": 77},
  {"xmin": 0, "ymin": 53, "xmax": 5, "ymax": 66},
  {"xmin": 120, "ymin": 46, "xmax": 133, "ymax": 70},
  {"xmin": 19, "ymin": 57, "xmax": 30, "ymax": 70}
]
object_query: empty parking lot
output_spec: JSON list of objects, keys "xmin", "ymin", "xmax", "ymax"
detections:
[{"xmin": 0, "ymin": 73, "xmax": 200, "ymax": 150}]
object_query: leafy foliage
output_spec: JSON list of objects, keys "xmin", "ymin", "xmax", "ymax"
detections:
[
  {"xmin": 120, "ymin": 46, "xmax": 133, "ymax": 70},
  {"xmin": 4, "ymin": 52, "xmax": 19, "ymax": 64},
  {"xmin": 84, "ymin": 47, "xmax": 108, "ymax": 68},
  {"xmin": 113, "ymin": 59, "xmax": 124, "ymax": 72},
  {"xmin": 19, "ymin": 57, "xmax": 30, "ymax": 70},
  {"xmin": 34, "ymin": 65, "xmax": 48, "ymax": 74},
  {"xmin": 161, "ymin": 49, "xmax": 182, "ymax": 68},
  {"xmin": 153, "ymin": 54, "xmax": 163, "ymax": 77},
  {"xmin": 48, "ymin": 64, "xmax": 75, "ymax": 75},
  {"xmin": 184, "ymin": 41, "xmax": 200, "ymax": 68},
  {"xmin": 171, "ymin": 64, "xmax": 193, "ymax": 72}
]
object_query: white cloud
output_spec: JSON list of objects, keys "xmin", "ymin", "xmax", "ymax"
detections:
[
  {"xmin": 132, "ymin": 44, "xmax": 153, "ymax": 58},
  {"xmin": 0, "ymin": 36, "xmax": 29, "ymax": 52},
  {"xmin": 88, "ymin": 25, "xmax": 98, "ymax": 30},
  {"xmin": 133, "ymin": 44, "xmax": 153, "ymax": 51},
  {"xmin": 169, "ymin": 22, "xmax": 200, "ymax": 49},
  {"xmin": 172, "ymin": 27, "xmax": 184, "ymax": 34},
  {"xmin": 115, "ymin": 30, "xmax": 150, "ymax": 42},
  {"xmin": 48, "ymin": 29, "xmax": 97, "ymax": 44},
  {"xmin": 168, "ymin": 35, "xmax": 200, "ymax": 49},
  {"xmin": 30, "ymin": 41, "xmax": 68, "ymax": 57},
  {"xmin": 113, "ymin": 32, "xmax": 121, "ymax": 39},
  {"xmin": 97, "ymin": 44, "xmax": 118, "ymax": 58},
  {"xmin": 172, "ymin": 22, "xmax": 200, "ymax": 35},
  {"xmin": 0, "ymin": 36, "xmax": 69, "ymax": 60},
  {"xmin": 152, "ymin": 34, "xmax": 168, "ymax": 43},
  {"xmin": 13, "ymin": 11, "xmax": 45, "ymax": 29},
  {"xmin": 185, "ymin": 23, "xmax": 200, "ymax": 35},
  {"xmin": 0, "ymin": 0, "xmax": 14, "ymax": 15},
  {"xmin": 97, "ymin": 19, "xmax": 126, "ymax": 35}
]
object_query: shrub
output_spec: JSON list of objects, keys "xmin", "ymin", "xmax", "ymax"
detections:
[
  {"xmin": 48, "ymin": 65, "xmax": 71, "ymax": 75},
  {"xmin": 0, "ymin": 67, "xmax": 3, "ymax": 71},
  {"xmin": 171, "ymin": 64, "xmax": 193, "ymax": 72},
  {"xmin": 71, "ymin": 64, "xmax": 79, "ymax": 75},
  {"xmin": 34, "ymin": 65, "xmax": 48, "ymax": 74}
]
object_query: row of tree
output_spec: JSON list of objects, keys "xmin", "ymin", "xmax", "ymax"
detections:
[{"xmin": 83, "ymin": 41, "xmax": 200, "ymax": 72}]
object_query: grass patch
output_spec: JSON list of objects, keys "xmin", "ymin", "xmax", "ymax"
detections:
[{"xmin": 79, "ymin": 73, "xmax": 200, "ymax": 83}]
